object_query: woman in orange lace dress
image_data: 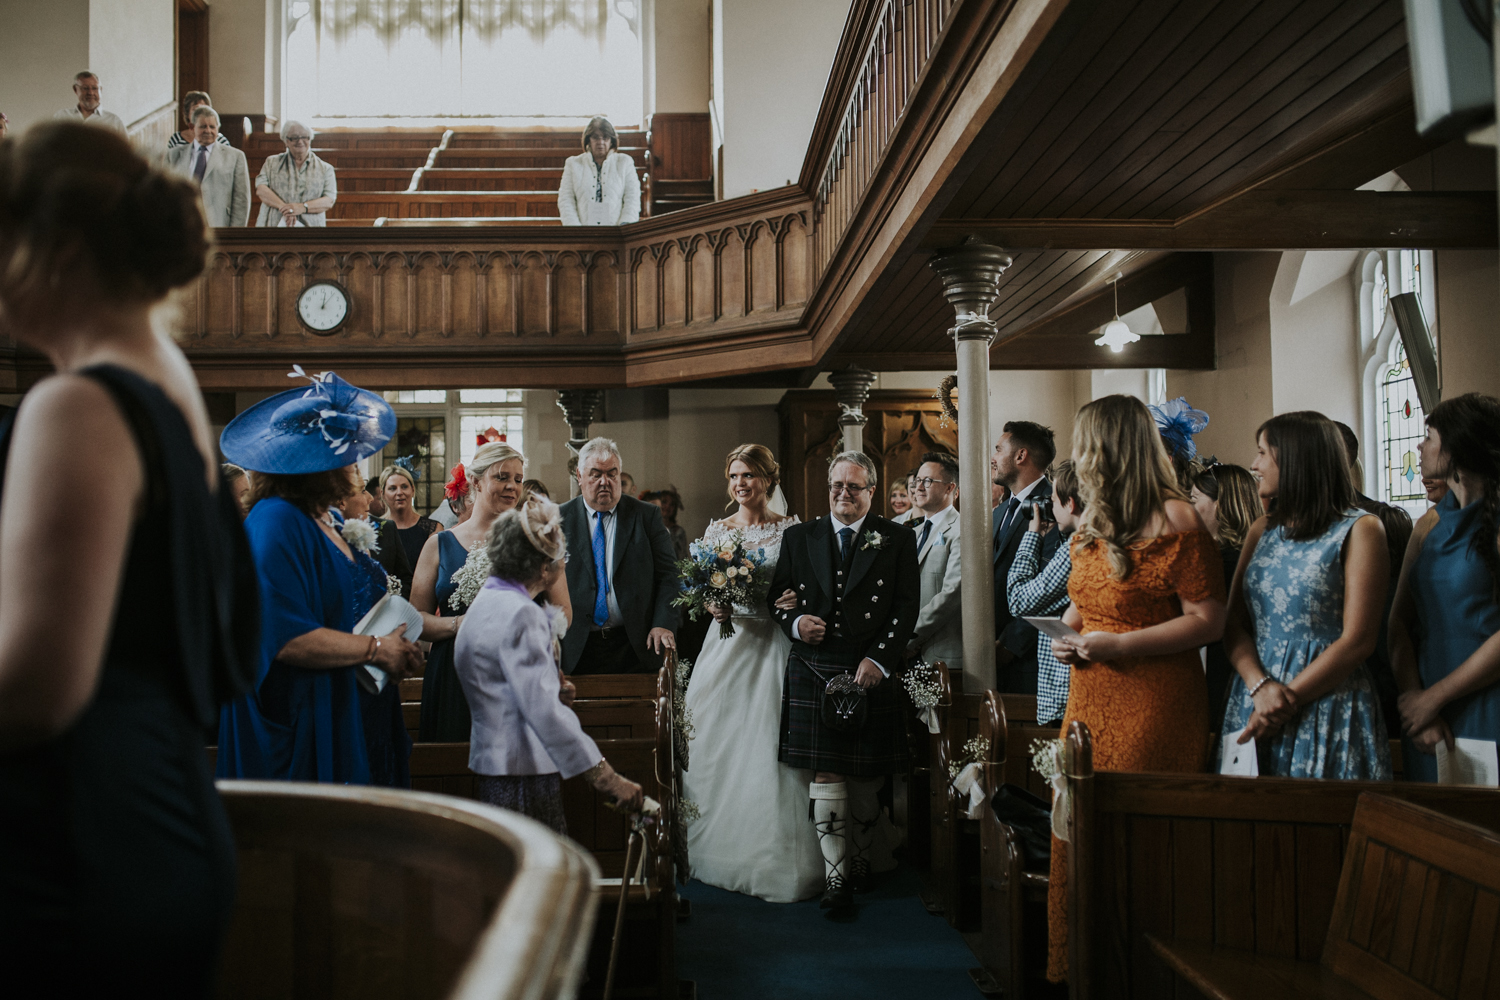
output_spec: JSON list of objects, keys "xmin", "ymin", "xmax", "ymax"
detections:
[{"xmin": 1045, "ymin": 394, "xmax": 1228, "ymax": 982}]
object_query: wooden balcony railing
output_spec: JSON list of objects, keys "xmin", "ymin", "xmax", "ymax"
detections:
[{"xmin": 803, "ymin": 0, "xmax": 958, "ymax": 280}]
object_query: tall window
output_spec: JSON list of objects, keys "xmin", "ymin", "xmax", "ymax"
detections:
[
  {"xmin": 284, "ymin": 0, "xmax": 644, "ymax": 126},
  {"xmin": 379, "ymin": 390, "xmax": 527, "ymax": 514},
  {"xmin": 1361, "ymin": 250, "xmax": 1437, "ymax": 518}
]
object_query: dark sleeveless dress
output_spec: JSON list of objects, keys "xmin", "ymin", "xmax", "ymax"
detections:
[
  {"xmin": 0, "ymin": 366, "xmax": 257, "ymax": 996},
  {"xmin": 418, "ymin": 530, "xmax": 474, "ymax": 742}
]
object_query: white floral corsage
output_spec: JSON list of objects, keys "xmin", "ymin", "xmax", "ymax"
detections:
[
  {"xmin": 448, "ymin": 542, "xmax": 489, "ymax": 612},
  {"xmin": 543, "ymin": 602, "xmax": 568, "ymax": 642},
  {"xmin": 340, "ymin": 517, "xmax": 379, "ymax": 554},
  {"xmin": 861, "ymin": 529, "xmax": 886, "ymax": 551}
]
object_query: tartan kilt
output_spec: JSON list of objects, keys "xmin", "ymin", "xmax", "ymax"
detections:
[{"xmin": 778, "ymin": 650, "xmax": 911, "ymax": 777}]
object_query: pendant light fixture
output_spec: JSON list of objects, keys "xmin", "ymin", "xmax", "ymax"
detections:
[{"xmin": 1094, "ymin": 273, "xmax": 1140, "ymax": 353}]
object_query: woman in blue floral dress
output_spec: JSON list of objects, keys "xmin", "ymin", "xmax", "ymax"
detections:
[{"xmin": 1221, "ymin": 411, "xmax": 1392, "ymax": 779}]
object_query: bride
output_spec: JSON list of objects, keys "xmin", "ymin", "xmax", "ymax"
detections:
[{"xmin": 682, "ymin": 444, "xmax": 823, "ymax": 902}]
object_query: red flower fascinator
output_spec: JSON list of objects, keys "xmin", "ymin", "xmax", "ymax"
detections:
[{"xmin": 444, "ymin": 463, "xmax": 470, "ymax": 500}]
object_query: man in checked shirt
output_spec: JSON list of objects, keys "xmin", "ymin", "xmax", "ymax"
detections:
[{"xmin": 1007, "ymin": 460, "xmax": 1086, "ymax": 726}]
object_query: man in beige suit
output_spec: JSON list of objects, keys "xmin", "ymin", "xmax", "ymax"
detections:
[
  {"xmin": 906, "ymin": 452, "xmax": 963, "ymax": 674},
  {"xmin": 165, "ymin": 107, "xmax": 249, "ymax": 227}
]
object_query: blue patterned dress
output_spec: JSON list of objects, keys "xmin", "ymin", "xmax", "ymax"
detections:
[{"xmin": 1222, "ymin": 509, "xmax": 1391, "ymax": 779}]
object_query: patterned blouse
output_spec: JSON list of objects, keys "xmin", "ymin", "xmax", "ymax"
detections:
[{"xmin": 255, "ymin": 151, "xmax": 338, "ymax": 227}]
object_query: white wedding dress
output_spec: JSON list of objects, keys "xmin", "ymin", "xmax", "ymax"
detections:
[{"xmin": 682, "ymin": 517, "xmax": 824, "ymax": 903}]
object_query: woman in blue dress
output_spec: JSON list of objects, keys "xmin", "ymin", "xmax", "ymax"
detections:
[
  {"xmin": 217, "ymin": 372, "xmax": 424, "ymax": 783},
  {"xmin": 413, "ymin": 441, "xmax": 572, "ymax": 741},
  {"xmin": 1392, "ymin": 393, "xmax": 1500, "ymax": 781},
  {"xmin": 1222, "ymin": 411, "xmax": 1392, "ymax": 779}
]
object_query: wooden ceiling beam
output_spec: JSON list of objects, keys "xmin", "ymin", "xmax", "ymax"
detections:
[{"xmin": 922, "ymin": 190, "xmax": 1497, "ymax": 251}]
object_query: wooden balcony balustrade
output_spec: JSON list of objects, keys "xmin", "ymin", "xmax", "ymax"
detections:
[{"xmin": 164, "ymin": 187, "xmax": 813, "ymax": 388}]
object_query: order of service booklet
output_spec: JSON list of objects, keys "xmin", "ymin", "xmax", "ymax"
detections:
[{"xmin": 353, "ymin": 593, "xmax": 424, "ymax": 694}]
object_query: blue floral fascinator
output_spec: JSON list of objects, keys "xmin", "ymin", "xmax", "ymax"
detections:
[
  {"xmin": 220, "ymin": 366, "xmax": 396, "ymax": 475},
  {"xmin": 1149, "ymin": 396, "xmax": 1210, "ymax": 463}
]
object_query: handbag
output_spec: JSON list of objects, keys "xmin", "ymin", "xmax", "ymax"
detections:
[
  {"xmin": 990, "ymin": 783, "xmax": 1053, "ymax": 870},
  {"xmin": 821, "ymin": 672, "xmax": 868, "ymax": 734}
]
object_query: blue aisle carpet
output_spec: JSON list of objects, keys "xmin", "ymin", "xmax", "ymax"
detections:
[{"xmin": 677, "ymin": 866, "xmax": 981, "ymax": 999}]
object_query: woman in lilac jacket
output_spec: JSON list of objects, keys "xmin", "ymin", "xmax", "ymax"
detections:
[{"xmin": 455, "ymin": 499, "xmax": 642, "ymax": 832}]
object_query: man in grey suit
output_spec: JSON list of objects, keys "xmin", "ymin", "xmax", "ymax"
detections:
[
  {"xmin": 906, "ymin": 452, "xmax": 964, "ymax": 674},
  {"xmin": 991, "ymin": 420, "xmax": 1060, "ymax": 693},
  {"xmin": 165, "ymin": 107, "xmax": 250, "ymax": 227},
  {"xmin": 559, "ymin": 437, "xmax": 679, "ymax": 674}
]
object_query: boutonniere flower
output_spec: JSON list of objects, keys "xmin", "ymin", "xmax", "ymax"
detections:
[{"xmin": 862, "ymin": 530, "xmax": 886, "ymax": 551}]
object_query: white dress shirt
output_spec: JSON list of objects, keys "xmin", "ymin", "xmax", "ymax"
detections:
[
  {"xmin": 583, "ymin": 499, "xmax": 625, "ymax": 627},
  {"xmin": 55, "ymin": 106, "xmax": 126, "ymax": 134}
]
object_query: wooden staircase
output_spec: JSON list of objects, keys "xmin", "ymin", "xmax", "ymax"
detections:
[{"xmin": 242, "ymin": 118, "xmax": 712, "ymax": 226}]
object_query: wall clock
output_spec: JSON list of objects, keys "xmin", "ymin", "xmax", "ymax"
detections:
[{"xmin": 297, "ymin": 281, "xmax": 350, "ymax": 334}]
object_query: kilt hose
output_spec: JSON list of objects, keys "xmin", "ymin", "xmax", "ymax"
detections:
[{"xmin": 778, "ymin": 650, "xmax": 911, "ymax": 776}]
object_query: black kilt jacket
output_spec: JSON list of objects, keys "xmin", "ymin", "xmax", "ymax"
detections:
[{"xmin": 769, "ymin": 514, "xmax": 920, "ymax": 775}]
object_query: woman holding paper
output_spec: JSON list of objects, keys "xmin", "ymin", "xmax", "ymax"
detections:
[
  {"xmin": 1044, "ymin": 394, "xmax": 1227, "ymax": 984},
  {"xmin": 216, "ymin": 373, "xmax": 423, "ymax": 784},
  {"xmin": 1391, "ymin": 393, "xmax": 1500, "ymax": 784},
  {"xmin": 1219, "ymin": 412, "xmax": 1391, "ymax": 781}
]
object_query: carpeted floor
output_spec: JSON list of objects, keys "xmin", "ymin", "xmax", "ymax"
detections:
[{"xmin": 677, "ymin": 866, "xmax": 983, "ymax": 999}]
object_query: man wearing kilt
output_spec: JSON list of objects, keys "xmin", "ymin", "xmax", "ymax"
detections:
[{"xmin": 768, "ymin": 451, "xmax": 920, "ymax": 909}]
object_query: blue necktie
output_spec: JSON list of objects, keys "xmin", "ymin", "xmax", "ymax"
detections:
[
  {"xmin": 838, "ymin": 527, "xmax": 854, "ymax": 562},
  {"xmin": 193, "ymin": 145, "xmax": 208, "ymax": 182},
  {"xmin": 592, "ymin": 510, "xmax": 610, "ymax": 627},
  {"xmin": 918, "ymin": 520, "xmax": 933, "ymax": 552}
]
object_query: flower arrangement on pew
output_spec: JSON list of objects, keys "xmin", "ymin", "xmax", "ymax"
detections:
[
  {"xmin": 902, "ymin": 659, "xmax": 943, "ymax": 734},
  {"xmin": 671, "ymin": 530, "xmax": 770, "ymax": 639},
  {"xmin": 1030, "ymin": 737, "xmax": 1070, "ymax": 840},
  {"xmin": 949, "ymin": 735, "xmax": 992, "ymax": 819}
]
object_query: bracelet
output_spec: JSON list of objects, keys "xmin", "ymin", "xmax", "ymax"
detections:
[
  {"xmin": 1247, "ymin": 676, "xmax": 1273, "ymax": 698},
  {"xmin": 584, "ymin": 758, "xmax": 609, "ymax": 784},
  {"xmin": 366, "ymin": 635, "xmax": 380, "ymax": 663}
]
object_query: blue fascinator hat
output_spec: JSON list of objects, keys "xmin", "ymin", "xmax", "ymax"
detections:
[
  {"xmin": 220, "ymin": 366, "xmax": 396, "ymax": 475},
  {"xmin": 1149, "ymin": 396, "xmax": 1210, "ymax": 463}
]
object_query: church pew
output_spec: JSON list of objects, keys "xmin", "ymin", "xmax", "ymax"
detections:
[
  {"xmin": 446, "ymin": 129, "xmax": 646, "ymax": 149},
  {"xmin": 336, "ymin": 167, "xmax": 423, "ymax": 191},
  {"xmin": 1149, "ymin": 791, "xmax": 1500, "ymax": 1000},
  {"xmin": 420, "ymin": 167, "xmax": 565, "ymax": 191},
  {"xmin": 1060, "ymin": 721, "xmax": 1500, "ymax": 1000},
  {"xmin": 369, "ymin": 217, "xmax": 562, "ymax": 227},
  {"xmin": 407, "ymin": 664, "xmax": 680, "ymax": 999},
  {"xmin": 926, "ymin": 665, "xmax": 986, "ymax": 929},
  {"xmin": 974, "ymin": 691, "xmax": 1060, "ymax": 999},
  {"xmin": 434, "ymin": 146, "xmax": 648, "ymax": 169},
  {"xmin": 216, "ymin": 779, "xmax": 598, "ymax": 1000},
  {"xmin": 329, "ymin": 190, "xmax": 562, "ymax": 221}
]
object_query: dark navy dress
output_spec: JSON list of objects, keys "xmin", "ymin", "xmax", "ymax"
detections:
[
  {"xmin": 419, "ymin": 530, "xmax": 474, "ymax": 742},
  {"xmin": 0, "ymin": 365, "xmax": 257, "ymax": 996}
]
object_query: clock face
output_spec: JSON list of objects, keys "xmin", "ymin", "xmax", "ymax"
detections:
[{"xmin": 297, "ymin": 281, "xmax": 350, "ymax": 334}]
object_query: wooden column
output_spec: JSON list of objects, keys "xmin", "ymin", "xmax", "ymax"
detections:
[
  {"xmin": 828, "ymin": 365, "xmax": 877, "ymax": 453},
  {"xmin": 555, "ymin": 389, "xmax": 604, "ymax": 499},
  {"xmin": 929, "ymin": 237, "xmax": 1013, "ymax": 692}
]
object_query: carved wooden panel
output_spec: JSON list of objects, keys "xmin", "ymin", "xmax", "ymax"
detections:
[
  {"xmin": 167, "ymin": 189, "xmax": 813, "ymax": 387},
  {"xmin": 777, "ymin": 389, "xmax": 958, "ymax": 522}
]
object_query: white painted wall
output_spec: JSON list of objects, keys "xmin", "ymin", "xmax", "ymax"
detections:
[
  {"xmin": 647, "ymin": 0, "xmax": 711, "ymax": 115},
  {"xmin": 1435, "ymin": 249, "xmax": 1500, "ymax": 400},
  {"xmin": 210, "ymin": 0, "xmax": 280, "ymax": 116},
  {"xmin": 88, "ymin": 0, "xmax": 175, "ymax": 127},
  {"xmin": 0, "ymin": 0, "xmax": 93, "ymax": 135},
  {"xmin": 712, "ymin": 0, "xmax": 851, "ymax": 198},
  {"xmin": 1267, "ymin": 250, "xmax": 1362, "ymax": 425}
]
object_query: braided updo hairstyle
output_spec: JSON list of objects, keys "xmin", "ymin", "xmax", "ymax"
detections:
[
  {"xmin": 0, "ymin": 122, "xmax": 208, "ymax": 326},
  {"xmin": 1426, "ymin": 393, "xmax": 1500, "ymax": 604}
]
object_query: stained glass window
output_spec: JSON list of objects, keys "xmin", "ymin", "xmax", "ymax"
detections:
[
  {"xmin": 1379, "ymin": 337, "xmax": 1428, "ymax": 517},
  {"xmin": 380, "ymin": 416, "xmax": 447, "ymax": 515}
]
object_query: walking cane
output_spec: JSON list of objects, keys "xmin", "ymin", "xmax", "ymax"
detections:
[{"xmin": 601, "ymin": 797, "xmax": 660, "ymax": 1000}]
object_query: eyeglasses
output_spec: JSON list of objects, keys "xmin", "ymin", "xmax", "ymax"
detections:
[
  {"xmin": 911, "ymin": 477, "xmax": 951, "ymax": 489},
  {"xmin": 828, "ymin": 483, "xmax": 873, "ymax": 496},
  {"xmin": 285, "ymin": 135, "xmax": 311, "ymax": 143}
]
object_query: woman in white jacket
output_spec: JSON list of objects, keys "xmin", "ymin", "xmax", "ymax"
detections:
[{"xmin": 557, "ymin": 116, "xmax": 641, "ymax": 226}]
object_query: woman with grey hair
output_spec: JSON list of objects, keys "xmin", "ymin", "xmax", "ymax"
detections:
[
  {"xmin": 455, "ymin": 500, "xmax": 643, "ymax": 831},
  {"xmin": 254, "ymin": 120, "xmax": 337, "ymax": 227},
  {"xmin": 557, "ymin": 116, "xmax": 640, "ymax": 226},
  {"xmin": 411, "ymin": 441, "xmax": 573, "ymax": 742}
]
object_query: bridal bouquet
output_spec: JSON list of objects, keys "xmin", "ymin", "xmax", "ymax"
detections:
[{"xmin": 671, "ymin": 531, "xmax": 771, "ymax": 639}]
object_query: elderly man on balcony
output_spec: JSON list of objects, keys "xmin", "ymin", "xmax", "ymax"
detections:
[{"xmin": 255, "ymin": 121, "xmax": 338, "ymax": 227}]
